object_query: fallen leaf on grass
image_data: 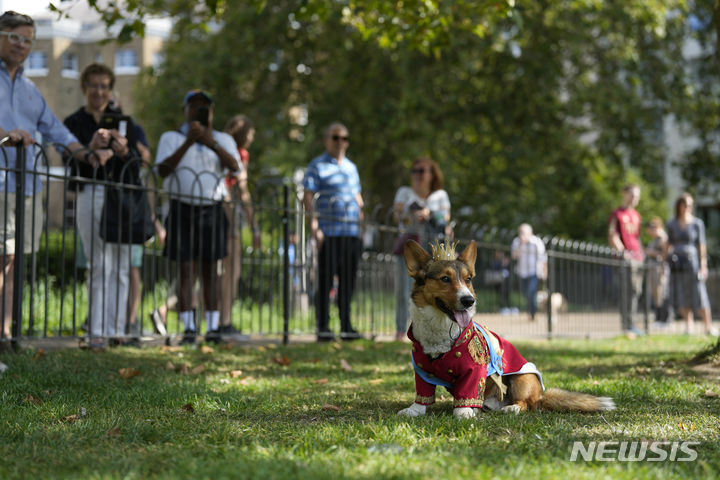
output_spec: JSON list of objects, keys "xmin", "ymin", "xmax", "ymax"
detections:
[
  {"xmin": 25, "ymin": 394, "xmax": 42, "ymax": 405},
  {"xmin": 705, "ymin": 390, "xmax": 719, "ymax": 398},
  {"xmin": 33, "ymin": 349, "xmax": 45, "ymax": 360},
  {"xmin": 118, "ymin": 368, "xmax": 141, "ymax": 379},
  {"xmin": 200, "ymin": 345, "xmax": 215, "ymax": 354},
  {"xmin": 220, "ymin": 343, "xmax": 234, "ymax": 351},
  {"xmin": 340, "ymin": 359, "xmax": 353, "ymax": 372},
  {"xmin": 178, "ymin": 363, "xmax": 190, "ymax": 375},
  {"xmin": 230, "ymin": 370, "xmax": 243, "ymax": 378},
  {"xmin": 331, "ymin": 343, "xmax": 342, "ymax": 351},
  {"xmin": 219, "ymin": 379, "xmax": 230, "ymax": 385},
  {"xmin": 312, "ymin": 378, "xmax": 329, "ymax": 385},
  {"xmin": 190, "ymin": 364, "xmax": 205, "ymax": 375},
  {"xmin": 106, "ymin": 427, "xmax": 121, "ymax": 437},
  {"xmin": 272, "ymin": 355, "xmax": 291, "ymax": 366},
  {"xmin": 165, "ymin": 361, "xmax": 176, "ymax": 371},
  {"xmin": 351, "ymin": 345, "xmax": 366, "ymax": 352},
  {"xmin": 322, "ymin": 404, "xmax": 341, "ymax": 411},
  {"xmin": 239, "ymin": 377, "xmax": 253, "ymax": 386},
  {"xmin": 61, "ymin": 414, "xmax": 81, "ymax": 423},
  {"xmin": 181, "ymin": 403, "xmax": 195, "ymax": 413},
  {"xmin": 368, "ymin": 379, "xmax": 384, "ymax": 385},
  {"xmin": 678, "ymin": 422, "xmax": 695, "ymax": 431}
]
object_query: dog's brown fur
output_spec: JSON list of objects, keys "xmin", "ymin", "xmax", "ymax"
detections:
[{"xmin": 400, "ymin": 240, "xmax": 615, "ymax": 417}]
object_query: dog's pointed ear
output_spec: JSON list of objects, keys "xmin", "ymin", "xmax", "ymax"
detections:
[
  {"xmin": 404, "ymin": 239, "xmax": 430, "ymax": 279},
  {"xmin": 458, "ymin": 240, "xmax": 477, "ymax": 277}
]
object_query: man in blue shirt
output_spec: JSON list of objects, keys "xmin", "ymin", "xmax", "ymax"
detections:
[
  {"xmin": 303, "ymin": 122, "xmax": 364, "ymax": 341},
  {"xmin": 0, "ymin": 11, "xmax": 111, "ymax": 340}
]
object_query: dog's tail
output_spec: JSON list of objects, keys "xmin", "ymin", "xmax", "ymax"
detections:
[{"xmin": 537, "ymin": 388, "xmax": 615, "ymax": 413}]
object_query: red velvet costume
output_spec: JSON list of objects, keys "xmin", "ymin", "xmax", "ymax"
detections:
[{"xmin": 409, "ymin": 323, "xmax": 532, "ymax": 408}]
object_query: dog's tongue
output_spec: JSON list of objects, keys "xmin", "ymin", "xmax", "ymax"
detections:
[{"xmin": 454, "ymin": 310, "xmax": 471, "ymax": 330}]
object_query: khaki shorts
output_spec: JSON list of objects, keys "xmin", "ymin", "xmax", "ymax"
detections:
[{"xmin": 0, "ymin": 193, "xmax": 44, "ymax": 255}]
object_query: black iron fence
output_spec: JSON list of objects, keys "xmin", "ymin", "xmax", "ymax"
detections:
[{"xmin": 1, "ymin": 142, "xmax": 718, "ymax": 349}]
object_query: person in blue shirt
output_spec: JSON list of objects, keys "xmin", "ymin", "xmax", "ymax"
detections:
[
  {"xmin": 0, "ymin": 11, "xmax": 111, "ymax": 342},
  {"xmin": 302, "ymin": 122, "xmax": 364, "ymax": 341}
]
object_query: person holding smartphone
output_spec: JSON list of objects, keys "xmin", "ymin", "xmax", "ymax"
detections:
[
  {"xmin": 156, "ymin": 90, "xmax": 241, "ymax": 345},
  {"xmin": 63, "ymin": 63, "xmax": 143, "ymax": 349}
]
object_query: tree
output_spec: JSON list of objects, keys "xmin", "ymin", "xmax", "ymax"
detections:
[
  {"xmin": 49, "ymin": 0, "xmax": 513, "ymax": 46},
  {"xmin": 132, "ymin": 0, "xmax": 706, "ymax": 242}
]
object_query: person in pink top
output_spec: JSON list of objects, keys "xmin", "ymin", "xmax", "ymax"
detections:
[{"xmin": 608, "ymin": 184, "xmax": 645, "ymax": 335}]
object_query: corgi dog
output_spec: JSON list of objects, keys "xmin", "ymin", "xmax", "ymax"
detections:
[{"xmin": 397, "ymin": 240, "xmax": 615, "ymax": 420}]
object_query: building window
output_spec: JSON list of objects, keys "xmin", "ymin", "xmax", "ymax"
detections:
[
  {"xmin": 24, "ymin": 51, "xmax": 48, "ymax": 76},
  {"xmin": 61, "ymin": 52, "xmax": 79, "ymax": 79},
  {"xmin": 115, "ymin": 49, "xmax": 139, "ymax": 75}
]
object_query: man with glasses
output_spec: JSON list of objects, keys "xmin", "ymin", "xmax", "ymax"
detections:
[
  {"xmin": 0, "ymin": 11, "xmax": 111, "ymax": 343},
  {"xmin": 303, "ymin": 122, "xmax": 364, "ymax": 341}
]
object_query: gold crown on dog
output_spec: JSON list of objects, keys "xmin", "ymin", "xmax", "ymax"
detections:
[{"xmin": 430, "ymin": 240, "xmax": 458, "ymax": 261}]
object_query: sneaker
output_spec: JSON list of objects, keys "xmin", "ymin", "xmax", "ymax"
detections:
[
  {"xmin": 109, "ymin": 337, "xmax": 141, "ymax": 348},
  {"xmin": 219, "ymin": 325, "xmax": 249, "ymax": 342},
  {"xmin": 707, "ymin": 326, "xmax": 720, "ymax": 337},
  {"xmin": 180, "ymin": 329, "xmax": 197, "ymax": 345},
  {"xmin": 150, "ymin": 309, "xmax": 167, "ymax": 336},
  {"xmin": 624, "ymin": 327, "xmax": 646, "ymax": 338},
  {"xmin": 317, "ymin": 330, "xmax": 336, "ymax": 342},
  {"xmin": 123, "ymin": 337, "xmax": 142, "ymax": 348},
  {"xmin": 205, "ymin": 329, "xmax": 222, "ymax": 344},
  {"xmin": 80, "ymin": 337, "xmax": 106, "ymax": 351},
  {"xmin": 340, "ymin": 328, "xmax": 362, "ymax": 341}
]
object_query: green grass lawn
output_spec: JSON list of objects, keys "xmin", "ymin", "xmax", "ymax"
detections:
[{"xmin": 1, "ymin": 334, "xmax": 719, "ymax": 479}]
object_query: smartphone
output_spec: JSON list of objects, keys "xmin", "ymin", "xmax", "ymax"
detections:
[
  {"xmin": 194, "ymin": 106, "xmax": 210, "ymax": 127},
  {"xmin": 99, "ymin": 113, "xmax": 131, "ymax": 137}
]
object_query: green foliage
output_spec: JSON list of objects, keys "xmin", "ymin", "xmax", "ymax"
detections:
[
  {"xmin": 1, "ymin": 336, "xmax": 720, "ymax": 478},
  {"xmin": 31, "ymin": 230, "xmax": 82, "ymax": 285},
  {"xmin": 133, "ymin": 0, "xmax": 705, "ymax": 242}
]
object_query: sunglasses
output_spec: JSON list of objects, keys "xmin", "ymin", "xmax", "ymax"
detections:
[
  {"xmin": 411, "ymin": 168, "xmax": 430, "ymax": 175},
  {"xmin": 330, "ymin": 134, "xmax": 349, "ymax": 142},
  {"xmin": 0, "ymin": 31, "xmax": 34, "ymax": 47}
]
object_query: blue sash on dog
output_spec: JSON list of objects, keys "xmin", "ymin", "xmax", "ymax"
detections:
[{"xmin": 411, "ymin": 322, "xmax": 503, "ymax": 389}]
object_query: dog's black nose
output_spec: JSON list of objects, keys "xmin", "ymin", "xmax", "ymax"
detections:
[{"xmin": 460, "ymin": 295, "xmax": 475, "ymax": 308}]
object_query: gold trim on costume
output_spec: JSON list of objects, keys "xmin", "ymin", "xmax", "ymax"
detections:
[
  {"xmin": 454, "ymin": 397, "xmax": 480, "ymax": 407},
  {"xmin": 415, "ymin": 395, "xmax": 435, "ymax": 405},
  {"xmin": 468, "ymin": 335, "xmax": 489, "ymax": 366}
]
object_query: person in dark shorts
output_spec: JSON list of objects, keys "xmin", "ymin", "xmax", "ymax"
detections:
[{"xmin": 155, "ymin": 90, "xmax": 241, "ymax": 344}]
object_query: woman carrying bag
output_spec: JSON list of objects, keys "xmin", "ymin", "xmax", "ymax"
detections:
[{"xmin": 665, "ymin": 192, "xmax": 716, "ymax": 335}]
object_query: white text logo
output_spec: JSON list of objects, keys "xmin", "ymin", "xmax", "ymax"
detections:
[{"xmin": 569, "ymin": 441, "xmax": 699, "ymax": 462}]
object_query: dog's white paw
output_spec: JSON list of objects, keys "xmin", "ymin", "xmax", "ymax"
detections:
[
  {"xmin": 398, "ymin": 403, "xmax": 427, "ymax": 417},
  {"xmin": 453, "ymin": 407, "xmax": 476, "ymax": 419},
  {"xmin": 501, "ymin": 404, "xmax": 522, "ymax": 415}
]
